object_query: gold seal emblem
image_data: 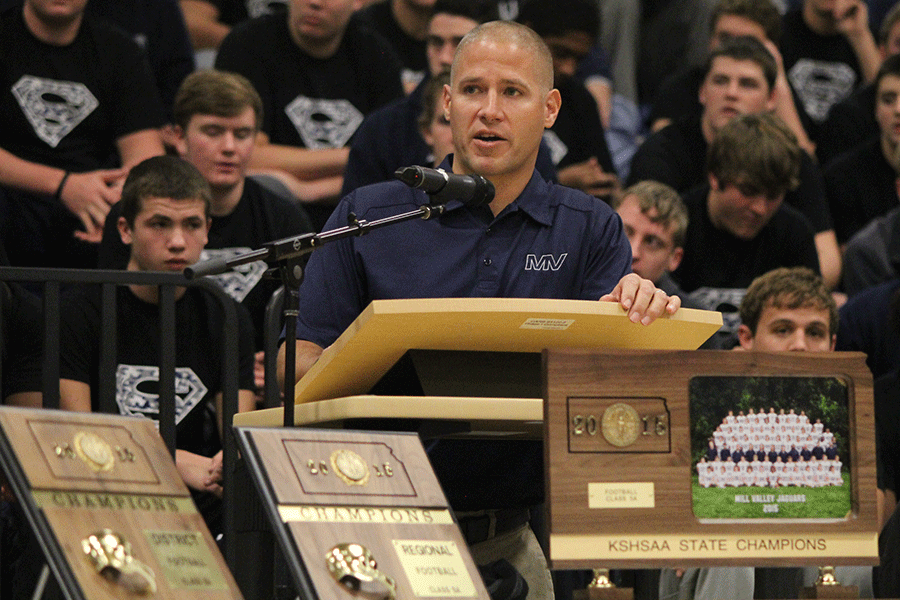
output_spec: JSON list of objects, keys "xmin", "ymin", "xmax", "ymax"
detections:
[
  {"xmin": 74, "ymin": 432, "xmax": 115, "ymax": 472},
  {"xmin": 601, "ymin": 403, "xmax": 641, "ymax": 448},
  {"xmin": 330, "ymin": 449, "xmax": 370, "ymax": 486}
]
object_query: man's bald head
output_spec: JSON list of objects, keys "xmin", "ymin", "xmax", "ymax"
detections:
[{"xmin": 451, "ymin": 20, "xmax": 555, "ymax": 92}]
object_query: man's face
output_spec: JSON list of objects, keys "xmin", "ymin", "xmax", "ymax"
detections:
[
  {"xmin": 700, "ymin": 56, "xmax": 775, "ymax": 134},
  {"xmin": 444, "ymin": 36, "xmax": 560, "ymax": 184},
  {"xmin": 739, "ymin": 304, "xmax": 836, "ymax": 352},
  {"xmin": 876, "ymin": 74, "xmax": 900, "ymax": 150},
  {"xmin": 707, "ymin": 176, "xmax": 784, "ymax": 240},
  {"xmin": 24, "ymin": 0, "xmax": 88, "ymax": 24},
  {"xmin": 616, "ymin": 194, "xmax": 683, "ymax": 284},
  {"xmin": 709, "ymin": 14, "xmax": 768, "ymax": 50},
  {"xmin": 289, "ymin": 0, "xmax": 359, "ymax": 48},
  {"xmin": 175, "ymin": 108, "xmax": 257, "ymax": 194},
  {"xmin": 119, "ymin": 197, "xmax": 210, "ymax": 273},
  {"xmin": 426, "ymin": 13, "xmax": 478, "ymax": 77},
  {"xmin": 542, "ymin": 30, "xmax": 593, "ymax": 82}
]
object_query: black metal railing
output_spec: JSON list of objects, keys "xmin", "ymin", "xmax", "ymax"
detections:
[{"xmin": 0, "ymin": 266, "xmax": 244, "ymax": 573}]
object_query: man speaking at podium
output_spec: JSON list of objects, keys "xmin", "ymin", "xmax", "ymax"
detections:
[{"xmin": 278, "ymin": 20, "xmax": 680, "ymax": 599}]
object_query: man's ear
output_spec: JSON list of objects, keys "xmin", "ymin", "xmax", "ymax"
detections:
[
  {"xmin": 544, "ymin": 88, "xmax": 562, "ymax": 129},
  {"xmin": 172, "ymin": 125, "xmax": 187, "ymax": 158},
  {"xmin": 118, "ymin": 216, "xmax": 132, "ymax": 246},
  {"xmin": 737, "ymin": 324, "xmax": 755, "ymax": 350},
  {"xmin": 668, "ymin": 247, "xmax": 684, "ymax": 272},
  {"xmin": 442, "ymin": 84, "xmax": 452, "ymax": 121}
]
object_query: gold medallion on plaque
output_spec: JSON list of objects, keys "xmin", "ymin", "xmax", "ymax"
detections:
[
  {"xmin": 73, "ymin": 431, "xmax": 115, "ymax": 472},
  {"xmin": 601, "ymin": 403, "xmax": 641, "ymax": 448},
  {"xmin": 331, "ymin": 449, "xmax": 370, "ymax": 485}
]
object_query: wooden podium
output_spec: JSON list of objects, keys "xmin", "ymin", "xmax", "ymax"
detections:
[
  {"xmin": 232, "ymin": 299, "xmax": 721, "ymax": 597},
  {"xmin": 234, "ymin": 298, "xmax": 723, "ymax": 429},
  {"xmin": 0, "ymin": 406, "xmax": 243, "ymax": 600}
]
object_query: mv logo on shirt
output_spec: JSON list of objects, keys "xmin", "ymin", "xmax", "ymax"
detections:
[
  {"xmin": 116, "ymin": 365, "xmax": 209, "ymax": 425},
  {"xmin": 12, "ymin": 75, "xmax": 99, "ymax": 148},
  {"xmin": 525, "ymin": 253, "xmax": 567, "ymax": 271}
]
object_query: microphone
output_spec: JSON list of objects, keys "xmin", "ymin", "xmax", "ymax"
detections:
[{"xmin": 394, "ymin": 166, "xmax": 494, "ymax": 207}]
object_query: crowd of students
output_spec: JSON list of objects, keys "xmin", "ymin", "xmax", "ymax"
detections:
[{"xmin": 3, "ymin": 0, "xmax": 900, "ymax": 598}]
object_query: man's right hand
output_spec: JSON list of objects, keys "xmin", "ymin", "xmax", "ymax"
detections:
[{"xmin": 60, "ymin": 168, "xmax": 126, "ymax": 242}]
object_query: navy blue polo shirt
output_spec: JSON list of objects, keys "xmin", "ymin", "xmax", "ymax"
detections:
[{"xmin": 297, "ymin": 162, "xmax": 631, "ymax": 348}]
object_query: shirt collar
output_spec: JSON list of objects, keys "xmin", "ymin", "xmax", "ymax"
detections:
[{"xmin": 436, "ymin": 156, "xmax": 553, "ymax": 226}]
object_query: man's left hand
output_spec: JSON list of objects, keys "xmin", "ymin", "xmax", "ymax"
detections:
[{"xmin": 600, "ymin": 273, "xmax": 680, "ymax": 325}]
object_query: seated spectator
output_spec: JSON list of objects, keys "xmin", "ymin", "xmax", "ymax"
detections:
[
  {"xmin": 629, "ymin": 36, "xmax": 839, "ymax": 287},
  {"xmin": 97, "ymin": 70, "xmax": 314, "ymax": 380},
  {"xmin": 59, "ymin": 156, "xmax": 256, "ymax": 535},
  {"xmin": 517, "ymin": 0, "xmax": 619, "ymax": 201},
  {"xmin": 815, "ymin": 0, "xmax": 900, "ymax": 165},
  {"xmin": 737, "ymin": 266, "xmax": 837, "ymax": 352},
  {"xmin": 836, "ymin": 278, "xmax": 900, "ymax": 380},
  {"xmin": 824, "ymin": 54, "xmax": 900, "ymax": 248},
  {"xmin": 650, "ymin": 0, "xmax": 815, "ymax": 156},
  {"xmin": 87, "ymin": 0, "xmax": 195, "ymax": 128},
  {"xmin": 417, "ymin": 70, "xmax": 454, "ymax": 166},
  {"xmin": 353, "ymin": 0, "xmax": 434, "ymax": 93},
  {"xmin": 215, "ymin": 0, "xmax": 405, "ymax": 229},
  {"xmin": 780, "ymin": 0, "xmax": 881, "ymax": 140},
  {"xmin": 612, "ymin": 180, "xmax": 696, "ymax": 305},
  {"xmin": 0, "ymin": 0, "xmax": 165, "ymax": 268},
  {"xmin": 178, "ymin": 0, "xmax": 287, "ymax": 54},
  {"xmin": 671, "ymin": 113, "xmax": 819, "ymax": 348}
]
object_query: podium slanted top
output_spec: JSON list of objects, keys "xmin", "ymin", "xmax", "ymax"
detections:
[{"xmin": 292, "ymin": 298, "xmax": 722, "ymax": 405}]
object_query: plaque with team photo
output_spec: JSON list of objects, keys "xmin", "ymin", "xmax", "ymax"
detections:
[{"xmin": 544, "ymin": 350, "xmax": 879, "ymax": 569}]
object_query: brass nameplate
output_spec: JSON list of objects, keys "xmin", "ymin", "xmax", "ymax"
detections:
[
  {"xmin": 550, "ymin": 532, "xmax": 879, "ymax": 561},
  {"xmin": 392, "ymin": 540, "xmax": 478, "ymax": 598},
  {"xmin": 279, "ymin": 505, "xmax": 453, "ymax": 525},
  {"xmin": 145, "ymin": 530, "xmax": 228, "ymax": 591},
  {"xmin": 568, "ymin": 397, "xmax": 670, "ymax": 453},
  {"xmin": 588, "ymin": 483, "xmax": 655, "ymax": 508}
]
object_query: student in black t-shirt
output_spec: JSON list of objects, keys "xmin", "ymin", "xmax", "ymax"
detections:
[
  {"xmin": 215, "ymin": 0, "xmax": 405, "ymax": 229},
  {"xmin": 98, "ymin": 69, "xmax": 315, "ymax": 398},
  {"xmin": 630, "ymin": 36, "xmax": 841, "ymax": 288},
  {"xmin": 780, "ymin": 0, "xmax": 881, "ymax": 137},
  {"xmin": 517, "ymin": 0, "xmax": 619, "ymax": 201},
  {"xmin": 61, "ymin": 156, "xmax": 256, "ymax": 524},
  {"xmin": 353, "ymin": 0, "xmax": 434, "ymax": 94},
  {"xmin": 0, "ymin": 0, "xmax": 165, "ymax": 268},
  {"xmin": 672, "ymin": 113, "xmax": 819, "ymax": 347},
  {"xmin": 650, "ymin": 0, "xmax": 815, "ymax": 156}
]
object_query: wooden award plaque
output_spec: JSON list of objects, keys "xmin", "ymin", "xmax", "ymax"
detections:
[
  {"xmin": 545, "ymin": 350, "xmax": 879, "ymax": 570},
  {"xmin": 0, "ymin": 406, "xmax": 243, "ymax": 600},
  {"xmin": 234, "ymin": 427, "xmax": 491, "ymax": 600}
]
